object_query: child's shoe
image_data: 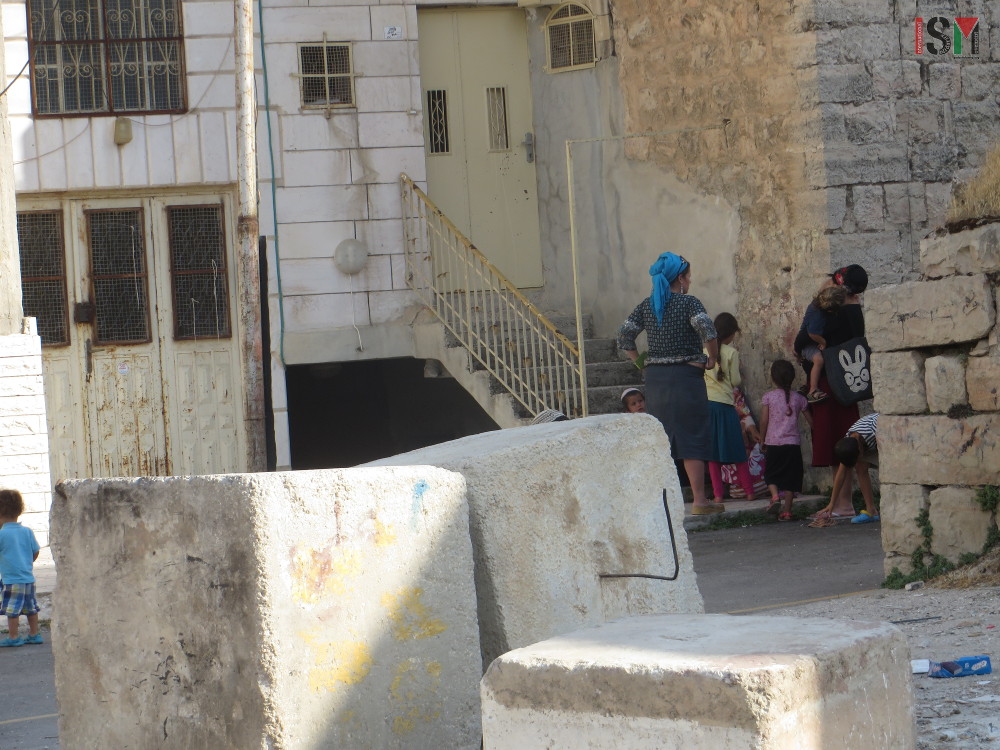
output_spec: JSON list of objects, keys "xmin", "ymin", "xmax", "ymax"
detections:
[
  {"xmin": 24, "ymin": 633, "xmax": 44, "ymax": 645},
  {"xmin": 0, "ymin": 636, "xmax": 24, "ymax": 647}
]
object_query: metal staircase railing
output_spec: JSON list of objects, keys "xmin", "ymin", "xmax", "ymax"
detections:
[{"xmin": 400, "ymin": 173, "xmax": 587, "ymax": 419}]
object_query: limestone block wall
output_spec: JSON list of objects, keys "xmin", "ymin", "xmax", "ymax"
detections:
[
  {"xmin": 0, "ymin": 326, "xmax": 51, "ymax": 544},
  {"xmin": 867, "ymin": 222, "xmax": 1000, "ymax": 574},
  {"xmin": 367, "ymin": 414, "xmax": 704, "ymax": 668},
  {"xmin": 51, "ymin": 468, "xmax": 482, "ymax": 749},
  {"xmin": 814, "ymin": 1, "xmax": 1000, "ymax": 289}
]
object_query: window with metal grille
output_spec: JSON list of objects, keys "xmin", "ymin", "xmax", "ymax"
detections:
[
  {"xmin": 546, "ymin": 3, "xmax": 596, "ymax": 71},
  {"xmin": 167, "ymin": 205, "xmax": 231, "ymax": 340},
  {"xmin": 486, "ymin": 87, "xmax": 509, "ymax": 151},
  {"xmin": 27, "ymin": 0, "xmax": 186, "ymax": 116},
  {"xmin": 87, "ymin": 209, "xmax": 151, "ymax": 344},
  {"xmin": 299, "ymin": 42, "xmax": 354, "ymax": 108},
  {"xmin": 17, "ymin": 211, "xmax": 69, "ymax": 346},
  {"xmin": 426, "ymin": 89, "xmax": 449, "ymax": 154}
]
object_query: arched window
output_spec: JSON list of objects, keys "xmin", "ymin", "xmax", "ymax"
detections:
[{"xmin": 545, "ymin": 3, "xmax": 597, "ymax": 72}]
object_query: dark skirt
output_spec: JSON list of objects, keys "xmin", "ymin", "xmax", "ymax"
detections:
[
  {"xmin": 764, "ymin": 444, "xmax": 804, "ymax": 493},
  {"xmin": 643, "ymin": 364, "xmax": 711, "ymax": 461},
  {"xmin": 809, "ymin": 371, "xmax": 860, "ymax": 466},
  {"xmin": 708, "ymin": 401, "xmax": 747, "ymax": 464}
]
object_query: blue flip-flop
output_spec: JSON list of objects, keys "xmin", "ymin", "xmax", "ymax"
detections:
[
  {"xmin": 851, "ymin": 510, "xmax": 880, "ymax": 524},
  {"xmin": 23, "ymin": 633, "xmax": 44, "ymax": 645}
]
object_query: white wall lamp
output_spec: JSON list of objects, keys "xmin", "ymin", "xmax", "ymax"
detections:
[{"xmin": 334, "ymin": 238, "xmax": 369, "ymax": 352}]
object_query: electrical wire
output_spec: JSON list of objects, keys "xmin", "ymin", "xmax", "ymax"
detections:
[{"xmin": 0, "ymin": 58, "xmax": 30, "ymax": 100}]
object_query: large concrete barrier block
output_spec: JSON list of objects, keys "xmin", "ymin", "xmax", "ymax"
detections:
[
  {"xmin": 481, "ymin": 614, "xmax": 914, "ymax": 750},
  {"xmin": 879, "ymin": 414, "xmax": 1000, "ymax": 486},
  {"xmin": 871, "ymin": 350, "xmax": 927, "ymax": 414},
  {"xmin": 880, "ymin": 484, "xmax": 930, "ymax": 575},
  {"xmin": 921, "ymin": 224, "xmax": 1000, "ymax": 278},
  {"xmin": 368, "ymin": 414, "xmax": 703, "ymax": 668},
  {"xmin": 929, "ymin": 486, "xmax": 993, "ymax": 563},
  {"xmin": 51, "ymin": 468, "xmax": 482, "ymax": 750},
  {"xmin": 865, "ymin": 275, "xmax": 995, "ymax": 351}
]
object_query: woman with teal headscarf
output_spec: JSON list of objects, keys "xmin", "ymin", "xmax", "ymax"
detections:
[{"xmin": 617, "ymin": 252, "xmax": 722, "ymax": 514}]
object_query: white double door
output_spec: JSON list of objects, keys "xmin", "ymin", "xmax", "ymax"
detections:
[{"xmin": 20, "ymin": 193, "xmax": 247, "ymax": 483}]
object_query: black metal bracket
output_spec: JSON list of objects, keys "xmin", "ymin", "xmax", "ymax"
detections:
[{"xmin": 599, "ymin": 488, "xmax": 680, "ymax": 582}]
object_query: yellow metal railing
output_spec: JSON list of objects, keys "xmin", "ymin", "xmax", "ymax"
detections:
[{"xmin": 400, "ymin": 173, "xmax": 587, "ymax": 419}]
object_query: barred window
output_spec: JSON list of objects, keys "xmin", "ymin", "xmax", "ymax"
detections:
[
  {"xmin": 27, "ymin": 0, "xmax": 186, "ymax": 116},
  {"xmin": 17, "ymin": 211, "xmax": 70, "ymax": 346},
  {"xmin": 298, "ymin": 42, "xmax": 354, "ymax": 108},
  {"xmin": 546, "ymin": 3, "xmax": 596, "ymax": 72},
  {"xmin": 86, "ymin": 208, "xmax": 151, "ymax": 344},
  {"xmin": 167, "ymin": 205, "xmax": 231, "ymax": 340}
]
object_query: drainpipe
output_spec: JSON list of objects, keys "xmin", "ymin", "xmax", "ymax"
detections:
[{"xmin": 235, "ymin": 0, "xmax": 266, "ymax": 471}]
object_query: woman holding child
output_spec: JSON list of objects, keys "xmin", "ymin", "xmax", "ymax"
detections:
[
  {"xmin": 806, "ymin": 264, "xmax": 869, "ymax": 519},
  {"xmin": 617, "ymin": 252, "xmax": 722, "ymax": 515}
]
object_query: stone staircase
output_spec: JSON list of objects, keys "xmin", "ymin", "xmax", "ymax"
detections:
[{"xmin": 414, "ymin": 311, "xmax": 642, "ymax": 427}]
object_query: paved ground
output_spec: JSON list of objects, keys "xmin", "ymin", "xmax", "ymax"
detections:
[{"xmin": 0, "ymin": 519, "xmax": 889, "ymax": 748}]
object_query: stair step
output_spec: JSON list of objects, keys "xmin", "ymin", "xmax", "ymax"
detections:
[
  {"xmin": 582, "ymin": 338, "xmax": 620, "ymax": 362},
  {"xmin": 486, "ymin": 360, "xmax": 640, "ymax": 395}
]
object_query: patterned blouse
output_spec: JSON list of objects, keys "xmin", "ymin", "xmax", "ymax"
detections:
[{"xmin": 617, "ymin": 296, "xmax": 717, "ymax": 365}]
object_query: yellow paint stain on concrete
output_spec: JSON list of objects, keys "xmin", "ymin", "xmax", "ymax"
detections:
[
  {"xmin": 291, "ymin": 546, "xmax": 362, "ymax": 604},
  {"xmin": 373, "ymin": 519, "xmax": 397, "ymax": 547},
  {"xmin": 389, "ymin": 659, "xmax": 444, "ymax": 735},
  {"xmin": 300, "ymin": 636, "xmax": 373, "ymax": 693},
  {"xmin": 381, "ymin": 587, "xmax": 448, "ymax": 640}
]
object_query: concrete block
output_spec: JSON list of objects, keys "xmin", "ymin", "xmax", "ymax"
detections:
[
  {"xmin": 827, "ymin": 187, "xmax": 847, "ymax": 230},
  {"xmin": 884, "ymin": 183, "xmax": 926, "ymax": 226},
  {"xmin": 827, "ymin": 231, "xmax": 907, "ymax": 280},
  {"xmin": 961, "ymin": 64, "xmax": 1000, "ymax": 100},
  {"xmin": 823, "ymin": 145, "xmax": 909, "ymax": 186},
  {"xmin": 921, "ymin": 223, "xmax": 1000, "ymax": 277},
  {"xmin": 813, "ymin": 0, "xmax": 892, "ymax": 24},
  {"xmin": 872, "ymin": 60, "xmax": 922, "ymax": 97},
  {"xmin": 367, "ymin": 415, "xmax": 704, "ymax": 668},
  {"xmin": 851, "ymin": 184, "xmax": 885, "ymax": 230},
  {"xmin": 895, "ymin": 99, "xmax": 946, "ymax": 143},
  {"xmin": 924, "ymin": 354, "xmax": 968, "ymax": 413},
  {"xmin": 928, "ymin": 63, "xmax": 961, "ymax": 98},
  {"xmin": 879, "ymin": 414, "xmax": 1000, "ymax": 486},
  {"xmin": 817, "ymin": 64, "xmax": 873, "ymax": 103},
  {"xmin": 481, "ymin": 614, "xmax": 914, "ymax": 750},
  {"xmin": 872, "ymin": 350, "xmax": 927, "ymax": 414},
  {"xmin": 929, "ymin": 486, "xmax": 993, "ymax": 562},
  {"xmin": 51, "ymin": 469, "xmax": 483, "ymax": 749},
  {"xmin": 924, "ymin": 182, "xmax": 953, "ymax": 229},
  {"xmin": 817, "ymin": 25, "xmax": 900, "ymax": 63},
  {"xmin": 967, "ymin": 351, "xmax": 1000, "ymax": 410},
  {"xmin": 880, "ymin": 484, "xmax": 930, "ymax": 576},
  {"xmin": 866, "ymin": 275, "xmax": 996, "ymax": 351},
  {"xmin": 910, "ymin": 136, "xmax": 965, "ymax": 182},
  {"xmin": 844, "ymin": 101, "xmax": 895, "ymax": 144},
  {"xmin": 821, "ymin": 105, "xmax": 848, "ymax": 143}
]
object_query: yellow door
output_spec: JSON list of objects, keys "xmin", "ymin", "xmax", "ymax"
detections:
[
  {"xmin": 418, "ymin": 7, "xmax": 544, "ymax": 289},
  {"xmin": 16, "ymin": 194, "xmax": 246, "ymax": 482}
]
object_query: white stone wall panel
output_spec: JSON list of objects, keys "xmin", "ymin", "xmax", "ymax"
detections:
[
  {"xmin": 277, "ymin": 220, "xmax": 356, "ymax": 259},
  {"xmin": 276, "ymin": 184, "xmax": 368, "ymax": 223},
  {"xmin": 923, "ymin": 354, "xmax": 968, "ymax": 413},
  {"xmin": 281, "ymin": 149, "xmax": 353, "ymax": 187},
  {"xmin": 871, "ymin": 350, "xmax": 926, "ymax": 414}
]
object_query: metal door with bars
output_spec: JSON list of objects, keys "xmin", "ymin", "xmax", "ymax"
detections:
[{"xmin": 17, "ymin": 194, "xmax": 247, "ymax": 483}]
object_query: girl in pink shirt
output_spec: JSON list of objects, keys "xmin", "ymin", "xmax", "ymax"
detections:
[{"xmin": 759, "ymin": 360, "xmax": 812, "ymax": 520}]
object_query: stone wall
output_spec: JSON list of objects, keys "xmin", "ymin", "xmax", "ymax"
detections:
[
  {"xmin": 0, "ymin": 325, "xmax": 51, "ymax": 544},
  {"xmin": 868, "ymin": 222, "xmax": 999, "ymax": 574},
  {"xmin": 815, "ymin": 0, "xmax": 1000, "ymax": 289}
]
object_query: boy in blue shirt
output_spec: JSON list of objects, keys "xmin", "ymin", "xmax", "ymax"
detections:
[{"xmin": 0, "ymin": 489, "xmax": 42, "ymax": 646}]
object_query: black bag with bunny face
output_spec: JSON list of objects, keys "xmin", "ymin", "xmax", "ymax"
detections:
[{"xmin": 822, "ymin": 337, "xmax": 873, "ymax": 406}]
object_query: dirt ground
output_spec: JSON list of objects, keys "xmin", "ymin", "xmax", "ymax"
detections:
[{"xmin": 771, "ymin": 557, "xmax": 1000, "ymax": 748}]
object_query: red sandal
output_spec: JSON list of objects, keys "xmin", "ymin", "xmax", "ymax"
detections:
[{"xmin": 778, "ymin": 512, "xmax": 794, "ymax": 521}]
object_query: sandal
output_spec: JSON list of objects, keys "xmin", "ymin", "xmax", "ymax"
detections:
[
  {"xmin": 765, "ymin": 499, "xmax": 781, "ymax": 517},
  {"xmin": 808, "ymin": 517, "xmax": 837, "ymax": 528},
  {"xmin": 778, "ymin": 512, "xmax": 794, "ymax": 521},
  {"xmin": 806, "ymin": 389, "xmax": 829, "ymax": 404}
]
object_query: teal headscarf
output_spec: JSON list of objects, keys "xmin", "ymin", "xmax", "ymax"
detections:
[{"xmin": 649, "ymin": 252, "xmax": 689, "ymax": 324}]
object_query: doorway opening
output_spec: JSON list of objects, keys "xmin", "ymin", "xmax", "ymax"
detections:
[{"xmin": 286, "ymin": 358, "xmax": 499, "ymax": 469}]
